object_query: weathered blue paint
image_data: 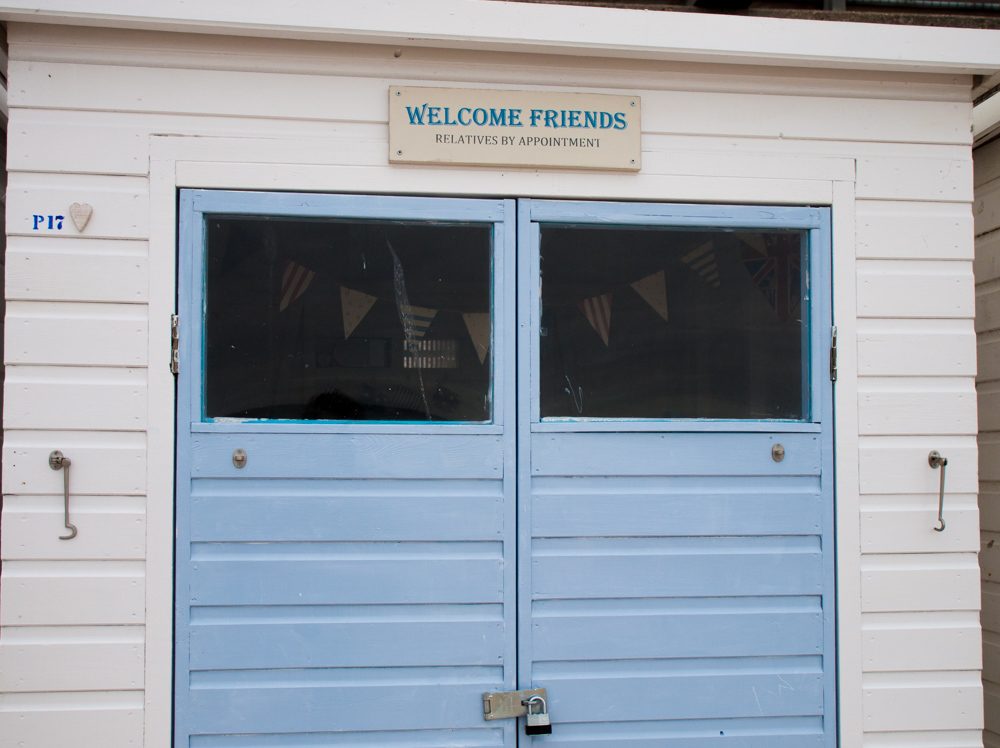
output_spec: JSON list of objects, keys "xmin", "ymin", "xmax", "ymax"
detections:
[{"xmin": 176, "ymin": 192, "xmax": 835, "ymax": 747}]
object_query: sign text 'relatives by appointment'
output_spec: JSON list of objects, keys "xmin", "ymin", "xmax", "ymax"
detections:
[{"xmin": 389, "ymin": 87, "xmax": 641, "ymax": 171}]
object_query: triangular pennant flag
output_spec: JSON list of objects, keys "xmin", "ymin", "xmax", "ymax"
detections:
[
  {"xmin": 279, "ymin": 260, "xmax": 316, "ymax": 312},
  {"xmin": 739, "ymin": 234, "xmax": 768, "ymax": 255},
  {"xmin": 681, "ymin": 241, "xmax": 720, "ymax": 288},
  {"xmin": 579, "ymin": 292, "xmax": 612, "ymax": 346},
  {"xmin": 340, "ymin": 286, "xmax": 377, "ymax": 338},
  {"xmin": 631, "ymin": 270, "xmax": 669, "ymax": 322},
  {"xmin": 400, "ymin": 304, "xmax": 438, "ymax": 340},
  {"xmin": 462, "ymin": 312, "xmax": 491, "ymax": 364}
]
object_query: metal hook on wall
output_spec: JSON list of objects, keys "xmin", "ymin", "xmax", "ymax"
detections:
[
  {"xmin": 49, "ymin": 450, "xmax": 77, "ymax": 540},
  {"xmin": 928, "ymin": 450, "xmax": 948, "ymax": 533}
]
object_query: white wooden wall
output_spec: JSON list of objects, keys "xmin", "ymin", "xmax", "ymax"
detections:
[
  {"xmin": 0, "ymin": 22, "xmax": 982, "ymax": 748},
  {"xmin": 977, "ymin": 134, "xmax": 1000, "ymax": 748}
]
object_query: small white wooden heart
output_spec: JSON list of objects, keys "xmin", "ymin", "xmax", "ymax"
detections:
[{"xmin": 69, "ymin": 202, "xmax": 93, "ymax": 232}]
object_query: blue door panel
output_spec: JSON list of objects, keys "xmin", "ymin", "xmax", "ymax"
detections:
[
  {"xmin": 190, "ymin": 482, "xmax": 504, "ymax": 541},
  {"xmin": 531, "ymin": 432, "xmax": 821, "ymax": 476},
  {"xmin": 175, "ymin": 192, "xmax": 518, "ymax": 748},
  {"xmin": 531, "ymin": 480, "xmax": 822, "ymax": 536},
  {"xmin": 176, "ymin": 193, "xmax": 835, "ymax": 747},
  {"xmin": 517, "ymin": 199, "xmax": 835, "ymax": 747},
  {"xmin": 533, "ymin": 608, "xmax": 823, "ymax": 659},
  {"xmin": 189, "ymin": 432, "xmax": 504, "ymax": 479}
]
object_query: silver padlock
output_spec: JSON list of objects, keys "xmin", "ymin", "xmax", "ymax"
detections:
[{"xmin": 523, "ymin": 695, "xmax": 552, "ymax": 735}]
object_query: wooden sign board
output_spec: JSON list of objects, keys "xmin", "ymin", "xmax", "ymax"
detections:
[{"xmin": 389, "ymin": 86, "xmax": 641, "ymax": 171}]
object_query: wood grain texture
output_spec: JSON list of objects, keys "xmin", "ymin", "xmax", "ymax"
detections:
[
  {"xmin": 983, "ymin": 137, "xmax": 1000, "ymax": 746},
  {"xmin": 8, "ymin": 59, "xmax": 973, "ymax": 145},
  {"xmin": 857, "ymin": 260, "xmax": 974, "ymax": 319},
  {"xmin": 978, "ymin": 280, "xmax": 1000, "ymax": 333},
  {"xmin": 861, "ymin": 554, "xmax": 981, "ymax": 613},
  {"xmin": 858, "ymin": 381, "xmax": 977, "ymax": 436},
  {"xmin": 4, "ymin": 366, "xmax": 146, "ymax": 431},
  {"xmin": 0, "ymin": 692, "xmax": 144, "ymax": 748},
  {"xmin": 862, "ymin": 672, "xmax": 983, "ymax": 731},
  {"xmin": 976, "ymin": 229, "xmax": 1000, "ymax": 283},
  {"xmin": 856, "ymin": 200, "xmax": 973, "ymax": 261},
  {"xmin": 0, "ymin": 627, "xmax": 144, "ymax": 691},
  {"xmin": 6, "ymin": 236, "xmax": 148, "ymax": 304},
  {"xmin": 858, "ymin": 437, "xmax": 978, "ymax": 494},
  {"xmin": 5, "ymin": 301, "xmax": 147, "ymax": 366},
  {"xmin": 1, "ymin": 495, "xmax": 145, "ymax": 560},
  {"xmin": 6, "ymin": 172, "xmax": 149, "ymax": 240},
  {"xmin": 2, "ymin": 430, "xmax": 145, "ymax": 496},
  {"xmin": 856, "ymin": 156, "xmax": 973, "ymax": 203},
  {"xmin": 978, "ymin": 179, "xmax": 1000, "ymax": 236},
  {"xmin": 0, "ymin": 561, "xmax": 145, "ymax": 626},
  {"xmin": 7, "ymin": 24, "xmax": 973, "ymax": 102},
  {"xmin": 857, "ymin": 320, "xmax": 976, "ymax": 377},
  {"xmin": 863, "ymin": 613, "xmax": 982, "ymax": 672}
]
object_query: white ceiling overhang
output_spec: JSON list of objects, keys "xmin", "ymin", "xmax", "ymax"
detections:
[{"xmin": 0, "ymin": 0, "xmax": 998, "ymax": 76}]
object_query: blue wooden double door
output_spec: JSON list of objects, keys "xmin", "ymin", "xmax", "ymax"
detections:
[{"xmin": 175, "ymin": 192, "xmax": 836, "ymax": 747}]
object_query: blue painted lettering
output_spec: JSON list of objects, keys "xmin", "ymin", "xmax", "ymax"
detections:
[
  {"xmin": 405, "ymin": 104, "xmax": 427, "ymax": 125},
  {"xmin": 613, "ymin": 112, "xmax": 627, "ymax": 130}
]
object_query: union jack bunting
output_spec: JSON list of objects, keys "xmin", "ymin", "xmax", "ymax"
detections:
[{"xmin": 741, "ymin": 239, "xmax": 801, "ymax": 322}]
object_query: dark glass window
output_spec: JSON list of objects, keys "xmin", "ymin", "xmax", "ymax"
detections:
[
  {"xmin": 203, "ymin": 217, "xmax": 492, "ymax": 422},
  {"xmin": 539, "ymin": 225, "xmax": 807, "ymax": 420}
]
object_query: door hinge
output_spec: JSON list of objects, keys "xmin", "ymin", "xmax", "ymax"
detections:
[
  {"xmin": 170, "ymin": 314, "xmax": 180, "ymax": 375},
  {"xmin": 829, "ymin": 325, "xmax": 837, "ymax": 382}
]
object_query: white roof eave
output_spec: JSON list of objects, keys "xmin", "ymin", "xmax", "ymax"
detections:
[{"xmin": 0, "ymin": 0, "xmax": 998, "ymax": 76}]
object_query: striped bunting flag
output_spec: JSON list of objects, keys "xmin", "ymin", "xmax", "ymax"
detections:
[
  {"xmin": 400, "ymin": 304, "xmax": 438, "ymax": 341},
  {"xmin": 579, "ymin": 292, "xmax": 613, "ymax": 346},
  {"xmin": 681, "ymin": 241, "xmax": 721, "ymax": 288},
  {"xmin": 279, "ymin": 260, "xmax": 316, "ymax": 312}
]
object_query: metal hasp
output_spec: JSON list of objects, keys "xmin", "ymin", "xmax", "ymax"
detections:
[
  {"xmin": 49, "ymin": 450, "xmax": 77, "ymax": 540},
  {"xmin": 483, "ymin": 687, "xmax": 548, "ymax": 721},
  {"xmin": 928, "ymin": 450, "xmax": 948, "ymax": 532}
]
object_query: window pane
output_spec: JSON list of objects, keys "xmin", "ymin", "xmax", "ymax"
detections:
[
  {"xmin": 204, "ymin": 217, "xmax": 492, "ymax": 422},
  {"xmin": 539, "ymin": 225, "xmax": 807, "ymax": 420}
]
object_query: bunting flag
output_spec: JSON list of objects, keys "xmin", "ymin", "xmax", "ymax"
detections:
[
  {"xmin": 462, "ymin": 312, "xmax": 491, "ymax": 364},
  {"xmin": 399, "ymin": 304, "xmax": 438, "ymax": 341},
  {"xmin": 681, "ymin": 241, "xmax": 721, "ymax": 288},
  {"xmin": 579, "ymin": 292, "xmax": 613, "ymax": 346},
  {"xmin": 631, "ymin": 270, "xmax": 669, "ymax": 322},
  {"xmin": 340, "ymin": 286, "xmax": 378, "ymax": 338},
  {"xmin": 279, "ymin": 260, "xmax": 316, "ymax": 312},
  {"xmin": 741, "ymin": 239, "xmax": 801, "ymax": 322}
]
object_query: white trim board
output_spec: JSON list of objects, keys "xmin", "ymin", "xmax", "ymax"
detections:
[{"xmin": 1, "ymin": 0, "xmax": 999, "ymax": 75}]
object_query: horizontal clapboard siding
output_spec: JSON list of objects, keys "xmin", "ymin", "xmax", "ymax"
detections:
[
  {"xmin": 978, "ymin": 133, "xmax": 1000, "ymax": 748},
  {"xmin": 0, "ymin": 20, "xmax": 982, "ymax": 748}
]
